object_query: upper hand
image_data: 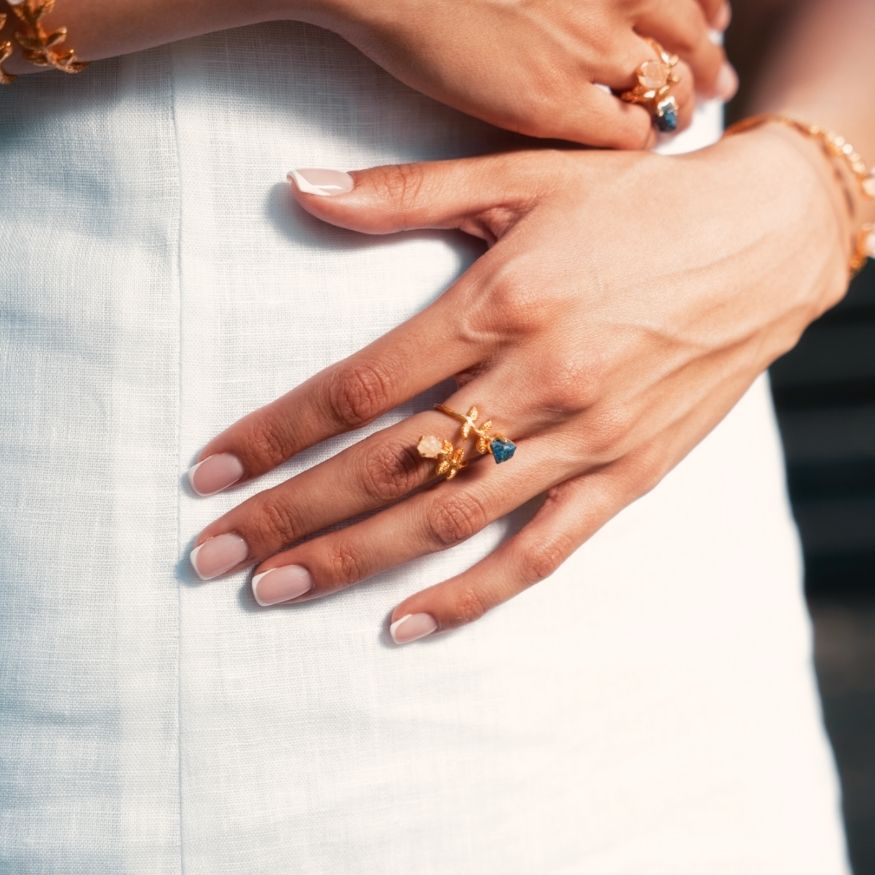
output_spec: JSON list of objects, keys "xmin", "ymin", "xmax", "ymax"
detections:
[
  {"xmin": 319, "ymin": 0, "xmax": 736, "ymax": 148},
  {"xmin": 186, "ymin": 125, "xmax": 848, "ymax": 644}
]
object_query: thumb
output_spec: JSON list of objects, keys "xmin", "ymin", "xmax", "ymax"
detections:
[{"xmin": 286, "ymin": 153, "xmax": 538, "ymax": 240}]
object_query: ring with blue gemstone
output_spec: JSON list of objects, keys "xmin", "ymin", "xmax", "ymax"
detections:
[
  {"xmin": 416, "ymin": 403, "xmax": 516, "ymax": 480},
  {"xmin": 619, "ymin": 38, "xmax": 681, "ymax": 134}
]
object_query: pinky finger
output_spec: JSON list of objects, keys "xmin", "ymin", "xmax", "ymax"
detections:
[{"xmin": 388, "ymin": 463, "xmax": 632, "ymax": 644}]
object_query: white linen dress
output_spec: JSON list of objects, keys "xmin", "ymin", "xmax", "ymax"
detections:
[{"xmin": 0, "ymin": 19, "xmax": 852, "ymax": 874}]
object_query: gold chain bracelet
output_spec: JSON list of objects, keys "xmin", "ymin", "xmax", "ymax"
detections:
[
  {"xmin": 724, "ymin": 113, "xmax": 875, "ymax": 277},
  {"xmin": 1, "ymin": 0, "xmax": 89, "ymax": 85}
]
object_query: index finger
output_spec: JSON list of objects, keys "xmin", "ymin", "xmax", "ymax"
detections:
[{"xmin": 187, "ymin": 271, "xmax": 487, "ymax": 493}]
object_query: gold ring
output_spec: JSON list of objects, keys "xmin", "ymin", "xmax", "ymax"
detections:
[
  {"xmin": 416, "ymin": 404, "xmax": 516, "ymax": 481},
  {"xmin": 619, "ymin": 38, "xmax": 680, "ymax": 133}
]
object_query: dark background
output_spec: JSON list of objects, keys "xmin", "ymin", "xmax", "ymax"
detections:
[
  {"xmin": 727, "ymin": 10, "xmax": 875, "ymax": 871},
  {"xmin": 771, "ymin": 264, "xmax": 875, "ymax": 875}
]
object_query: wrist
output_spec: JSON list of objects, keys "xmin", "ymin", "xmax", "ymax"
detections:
[{"xmin": 711, "ymin": 122, "xmax": 854, "ymax": 313}]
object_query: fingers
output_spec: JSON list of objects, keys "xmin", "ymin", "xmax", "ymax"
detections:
[
  {"xmin": 701, "ymin": 1, "xmax": 731, "ymax": 31},
  {"xmin": 635, "ymin": 1, "xmax": 736, "ymax": 101},
  {"xmin": 247, "ymin": 431, "xmax": 569, "ymax": 608},
  {"xmin": 599, "ymin": 33, "xmax": 696, "ymax": 136},
  {"xmin": 387, "ymin": 464, "xmax": 633, "ymax": 643},
  {"xmin": 288, "ymin": 152, "xmax": 547, "ymax": 241},
  {"xmin": 187, "ymin": 257, "xmax": 496, "ymax": 491},
  {"xmin": 386, "ymin": 362, "xmax": 764, "ymax": 645},
  {"xmin": 189, "ymin": 374, "xmax": 545, "ymax": 580},
  {"xmin": 565, "ymin": 83, "xmax": 657, "ymax": 150},
  {"xmin": 191, "ymin": 152, "xmax": 557, "ymax": 490}
]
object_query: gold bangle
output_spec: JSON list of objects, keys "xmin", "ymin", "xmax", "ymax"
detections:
[
  {"xmin": 1, "ymin": 0, "xmax": 89, "ymax": 84},
  {"xmin": 724, "ymin": 113, "xmax": 875, "ymax": 276}
]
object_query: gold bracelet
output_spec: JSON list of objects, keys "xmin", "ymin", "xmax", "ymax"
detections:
[
  {"xmin": 1, "ymin": 0, "xmax": 89, "ymax": 84},
  {"xmin": 0, "ymin": 10, "xmax": 13, "ymax": 84},
  {"xmin": 724, "ymin": 113, "xmax": 875, "ymax": 277}
]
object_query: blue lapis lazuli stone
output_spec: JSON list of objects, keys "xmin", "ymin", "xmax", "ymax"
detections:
[
  {"xmin": 656, "ymin": 104, "xmax": 678, "ymax": 133},
  {"xmin": 491, "ymin": 438, "xmax": 516, "ymax": 463}
]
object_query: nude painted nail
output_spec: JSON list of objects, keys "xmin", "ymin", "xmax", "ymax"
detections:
[
  {"xmin": 715, "ymin": 63, "xmax": 738, "ymax": 102},
  {"xmin": 188, "ymin": 452, "xmax": 244, "ymax": 496},
  {"xmin": 389, "ymin": 612, "xmax": 438, "ymax": 645},
  {"xmin": 190, "ymin": 533, "xmax": 249, "ymax": 580},
  {"xmin": 287, "ymin": 168, "xmax": 354, "ymax": 197},
  {"xmin": 251, "ymin": 565, "xmax": 313, "ymax": 606}
]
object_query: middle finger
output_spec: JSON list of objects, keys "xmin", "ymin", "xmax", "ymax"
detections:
[{"xmin": 188, "ymin": 378, "xmax": 552, "ymax": 580}]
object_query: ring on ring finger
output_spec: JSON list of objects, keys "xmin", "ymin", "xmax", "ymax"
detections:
[{"xmin": 619, "ymin": 37, "xmax": 681, "ymax": 133}]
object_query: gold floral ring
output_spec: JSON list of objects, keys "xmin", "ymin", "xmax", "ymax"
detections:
[
  {"xmin": 619, "ymin": 38, "xmax": 680, "ymax": 133},
  {"xmin": 416, "ymin": 404, "xmax": 516, "ymax": 481}
]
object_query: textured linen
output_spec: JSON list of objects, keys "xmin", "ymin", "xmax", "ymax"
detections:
[{"xmin": 0, "ymin": 20, "xmax": 852, "ymax": 874}]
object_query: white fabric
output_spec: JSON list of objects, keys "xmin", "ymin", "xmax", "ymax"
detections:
[{"xmin": 0, "ymin": 20, "xmax": 851, "ymax": 874}]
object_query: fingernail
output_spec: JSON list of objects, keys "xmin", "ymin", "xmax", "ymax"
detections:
[
  {"xmin": 389, "ymin": 612, "xmax": 438, "ymax": 645},
  {"xmin": 715, "ymin": 62, "xmax": 738, "ymax": 102},
  {"xmin": 287, "ymin": 168, "xmax": 354, "ymax": 197},
  {"xmin": 714, "ymin": 2, "xmax": 731, "ymax": 31},
  {"xmin": 187, "ymin": 452, "xmax": 244, "ymax": 496},
  {"xmin": 251, "ymin": 565, "xmax": 313, "ymax": 606},
  {"xmin": 190, "ymin": 533, "xmax": 249, "ymax": 580}
]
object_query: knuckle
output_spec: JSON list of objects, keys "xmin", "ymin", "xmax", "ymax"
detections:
[
  {"xmin": 584, "ymin": 406, "xmax": 633, "ymax": 459},
  {"xmin": 452, "ymin": 584, "xmax": 491, "ymax": 625},
  {"xmin": 482, "ymin": 263, "xmax": 549, "ymax": 336},
  {"xmin": 542, "ymin": 358, "xmax": 603, "ymax": 415},
  {"xmin": 257, "ymin": 496, "xmax": 305, "ymax": 546},
  {"xmin": 328, "ymin": 543, "xmax": 366, "ymax": 584},
  {"xmin": 375, "ymin": 163, "xmax": 425, "ymax": 218},
  {"xmin": 245, "ymin": 418, "xmax": 293, "ymax": 469},
  {"xmin": 360, "ymin": 440, "xmax": 424, "ymax": 503},
  {"xmin": 520, "ymin": 532, "xmax": 575, "ymax": 583},
  {"xmin": 426, "ymin": 493, "xmax": 489, "ymax": 548},
  {"xmin": 326, "ymin": 361, "xmax": 392, "ymax": 429}
]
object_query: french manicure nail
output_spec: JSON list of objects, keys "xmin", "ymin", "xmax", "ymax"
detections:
[
  {"xmin": 188, "ymin": 452, "xmax": 244, "ymax": 496},
  {"xmin": 251, "ymin": 565, "xmax": 313, "ymax": 606},
  {"xmin": 190, "ymin": 533, "xmax": 249, "ymax": 580},
  {"xmin": 714, "ymin": 2, "xmax": 731, "ymax": 32},
  {"xmin": 715, "ymin": 62, "xmax": 738, "ymax": 102},
  {"xmin": 287, "ymin": 168, "xmax": 354, "ymax": 197},
  {"xmin": 389, "ymin": 612, "xmax": 438, "ymax": 645}
]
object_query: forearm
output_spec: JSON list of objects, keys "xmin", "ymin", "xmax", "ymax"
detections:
[
  {"xmin": 744, "ymin": 0, "xmax": 875, "ymax": 227},
  {"xmin": 0, "ymin": 0, "xmax": 352, "ymax": 76}
]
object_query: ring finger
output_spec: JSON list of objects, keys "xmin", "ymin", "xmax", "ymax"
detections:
[
  {"xmin": 247, "ymin": 430, "xmax": 575, "ymax": 607},
  {"xmin": 188, "ymin": 378, "xmax": 551, "ymax": 581},
  {"xmin": 635, "ymin": 0, "xmax": 733, "ymax": 100},
  {"xmin": 598, "ymin": 33, "xmax": 695, "ymax": 135}
]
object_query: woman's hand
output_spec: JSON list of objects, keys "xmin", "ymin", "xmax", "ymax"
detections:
[
  {"xmin": 186, "ymin": 124, "xmax": 850, "ymax": 643},
  {"xmin": 324, "ymin": 0, "xmax": 736, "ymax": 148},
  {"xmin": 2, "ymin": 0, "xmax": 733, "ymax": 148}
]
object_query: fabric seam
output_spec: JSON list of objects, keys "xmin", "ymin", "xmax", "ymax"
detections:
[{"xmin": 167, "ymin": 41, "xmax": 186, "ymax": 875}]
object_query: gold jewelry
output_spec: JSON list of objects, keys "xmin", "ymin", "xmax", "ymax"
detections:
[
  {"xmin": 415, "ymin": 435, "xmax": 468, "ymax": 481},
  {"xmin": 1, "ymin": 9, "xmax": 14, "ymax": 84},
  {"xmin": 416, "ymin": 404, "xmax": 517, "ymax": 481},
  {"xmin": 2, "ymin": 0, "xmax": 89, "ymax": 84},
  {"xmin": 619, "ymin": 38, "xmax": 680, "ymax": 133},
  {"xmin": 724, "ymin": 113, "xmax": 875, "ymax": 276}
]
